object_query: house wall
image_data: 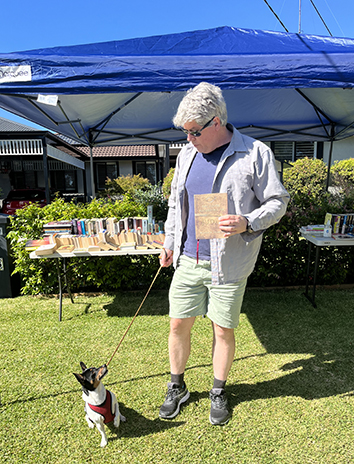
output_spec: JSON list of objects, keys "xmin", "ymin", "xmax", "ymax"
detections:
[{"xmin": 323, "ymin": 136, "xmax": 354, "ymax": 165}]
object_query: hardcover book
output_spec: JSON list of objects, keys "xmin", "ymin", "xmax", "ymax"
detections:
[{"xmin": 194, "ymin": 193, "xmax": 228, "ymax": 239}]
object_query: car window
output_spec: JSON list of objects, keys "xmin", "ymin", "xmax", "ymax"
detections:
[
  {"xmin": 7, "ymin": 190, "xmax": 45, "ymax": 201},
  {"xmin": 7, "ymin": 192, "xmax": 26, "ymax": 201},
  {"xmin": 29, "ymin": 192, "xmax": 45, "ymax": 200}
]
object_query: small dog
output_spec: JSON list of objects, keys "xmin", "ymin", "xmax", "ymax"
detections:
[{"xmin": 73, "ymin": 362, "xmax": 126, "ymax": 447}]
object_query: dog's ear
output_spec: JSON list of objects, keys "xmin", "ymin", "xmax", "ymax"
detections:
[
  {"xmin": 73, "ymin": 372, "xmax": 84, "ymax": 385},
  {"xmin": 80, "ymin": 362, "xmax": 87, "ymax": 371}
]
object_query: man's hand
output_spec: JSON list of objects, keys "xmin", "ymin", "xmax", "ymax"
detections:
[
  {"xmin": 219, "ymin": 215, "xmax": 248, "ymax": 238},
  {"xmin": 160, "ymin": 248, "xmax": 174, "ymax": 267}
]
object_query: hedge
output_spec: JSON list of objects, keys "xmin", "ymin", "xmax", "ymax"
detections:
[{"xmin": 7, "ymin": 158, "xmax": 354, "ymax": 295}]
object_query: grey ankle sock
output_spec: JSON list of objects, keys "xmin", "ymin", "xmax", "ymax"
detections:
[
  {"xmin": 213, "ymin": 378, "xmax": 226, "ymax": 390},
  {"xmin": 171, "ymin": 373, "xmax": 184, "ymax": 387}
]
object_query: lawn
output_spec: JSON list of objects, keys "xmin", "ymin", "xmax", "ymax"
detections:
[{"xmin": 1, "ymin": 287, "xmax": 354, "ymax": 463}]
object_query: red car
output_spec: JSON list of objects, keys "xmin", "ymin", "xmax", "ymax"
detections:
[{"xmin": 1, "ymin": 189, "xmax": 47, "ymax": 215}]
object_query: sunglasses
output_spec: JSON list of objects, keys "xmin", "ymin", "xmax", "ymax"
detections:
[{"xmin": 181, "ymin": 116, "xmax": 215, "ymax": 137}]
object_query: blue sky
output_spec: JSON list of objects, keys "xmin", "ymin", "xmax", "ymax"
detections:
[{"xmin": 1, "ymin": 0, "xmax": 353, "ymax": 127}]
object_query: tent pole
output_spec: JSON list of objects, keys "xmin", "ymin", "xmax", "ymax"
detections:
[
  {"xmin": 42, "ymin": 137, "xmax": 51, "ymax": 204},
  {"xmin": 89, "ymin": 145, "xmax": 95, "ymax": 200},
  {"xmin": 298, "ymin": 0, "xmax": 302, "ymax": 33},
  {"xmin": 326, "ymin": 126, "xmax": 335, "ymax": 191}
]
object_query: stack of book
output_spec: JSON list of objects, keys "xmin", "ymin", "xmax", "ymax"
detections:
[
  {"xmin": 43, "ymin": 220, "xmax": 73, "ymax": 235},
  {"xmin": 24, "ymin": 237, "xmax": 51, "ymax": 251},
  {"xmin": 324, "ymin": 212, "xmax": 354, "ymax": 236},
  {"xmin": 26, "ymin": 215, "xmax": 166, "ymax": 256},
  {"xmin": 299, "ymin": 225, "xmax": 325, "ymax": 236}
]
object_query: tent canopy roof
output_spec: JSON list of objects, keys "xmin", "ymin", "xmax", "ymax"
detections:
[{"xmin": 1, "ymin": 26, "xmax": 354, "ymax": 146}]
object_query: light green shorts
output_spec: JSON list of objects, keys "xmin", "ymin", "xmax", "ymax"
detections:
[{"xmin": 169, "ymin": 255, "xmax": 247, "ymax": 329}]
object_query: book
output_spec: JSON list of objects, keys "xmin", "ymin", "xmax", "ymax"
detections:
[
  {"xmin": 136, "ymin": 244, "xmax": 149, "ymax": 250},
  {"xmin": 35, "ymin": 243, "xmax": 58, "ymax": 256},
  {"xmin": 331, "ymin": 233, "xmax": 354, "ymax": 241},
  {"xmin": 56, "ymin": 245, "xmax": 75, "ymax": 253},
  {"xmin": 194, "ymin": 193, "xmax": 228, "ymax": 239},
  {"xmin": 324, "ymin": 213, "xmax": 354, "ymax": 235},
  {"xmin": 87, "ymin": 245, "xmax": 101, "ymax": 252},
  {"xmin": 119, "ymin": 241, "xmax": 136, "ymax": 250},
  {"xmin": 43, "ymin": 220, "xmax": 73, "ymax": 235},
  {"xmin": 97, "ymin": 241, "xmax": 118, "ymax": 251},
  {"xmin": 300, "ymin": 225, "xmax": 325, "ymax": 236},
  {"xmin": 25, "ymin": 238, "xmax": 50, "ymax": 251}
]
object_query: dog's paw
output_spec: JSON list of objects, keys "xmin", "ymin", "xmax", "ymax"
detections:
[
  {"xmin": 85, "ymin": 416, "xmax": 95, "ymax": 429},
  {"xmin": 100, "ymin": 438, "xmax": 108, "ymax": 448},
  {"xmin": 120, "ymin": 414, "xmax": 127, "ymax": 422}
]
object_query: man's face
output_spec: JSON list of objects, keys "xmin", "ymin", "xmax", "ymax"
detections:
[{"xmin": 183, "ymin": 118, "xmax": 217, "ymax": 154}]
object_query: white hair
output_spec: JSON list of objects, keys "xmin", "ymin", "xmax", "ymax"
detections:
[{"xmin": 173, "ymin": 82, "xmax": 228, "ymax": 128}]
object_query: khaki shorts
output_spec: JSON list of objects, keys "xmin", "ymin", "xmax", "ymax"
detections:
[{"xmin": 169, "ymin": 255, "xmax": 247, "ymax": 329}]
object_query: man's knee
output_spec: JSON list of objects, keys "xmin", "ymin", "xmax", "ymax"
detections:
[
  {"xmin": 170, "ymin": 317, "xmax": 195, "ymax": 335},
  {"xmin": 212, "ymin": 322, "xmax": 235, "ymax": 342}
]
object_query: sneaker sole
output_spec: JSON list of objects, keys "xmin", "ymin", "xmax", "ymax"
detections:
[
  {"xmin": 159, "ymin": 390, "xmax": 190, "ymax": 419},
  {"xmin": 209, "ymin": 413, "xmax": 231, "ymax": 426}
]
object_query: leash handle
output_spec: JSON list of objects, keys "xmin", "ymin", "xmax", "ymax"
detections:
[{"xmin": 106, "ymin": 264, "xmax": 163, "ymax": 367}]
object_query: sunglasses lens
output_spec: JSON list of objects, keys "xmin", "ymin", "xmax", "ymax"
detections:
[{"xmin": 182, "ymin": 129, "xmax": 200, "ymax": 137}]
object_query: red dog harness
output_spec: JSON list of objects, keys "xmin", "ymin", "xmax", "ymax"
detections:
[{"xmin": 88, "ymin": 391, "xmax": 114, "ymax": 424}]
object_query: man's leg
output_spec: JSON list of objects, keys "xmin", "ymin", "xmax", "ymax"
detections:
[
  {"xmin": 209, "ymin": 322, "xmax": 235, "ymax": 425},
  {"xmin": 211, "ymin": 322, "xmax": 235, "ymax": 382},
  {"xmin": 159, "ymin": 317, "xmax": 195, "ymax": 419},
  {"xmin": 207, "ymin": 275, "xmax": 246, "ymax": 427},
  {"xmin": 169, "ymin": 317, "xmax": 196, "ymax": 375}
]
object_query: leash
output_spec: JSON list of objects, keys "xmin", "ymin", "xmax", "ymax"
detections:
[{"xmin": 106, "ymin": 263, "xmax": 163, "ymax": 367}]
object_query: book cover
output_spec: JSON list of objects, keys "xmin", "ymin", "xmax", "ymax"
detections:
[
  {"xmin": 119, "ymin": 241, "xmax": 136, "ymax": 249},
  {"xmin": 332, "ymin": 233, "xmax": 354, "ymax": 241},
  {"xmin": 35, "ymin": 243, "xmax": 58, "ymax": 256},
  {"xmin": 25, "ymin": 238, "xmax": 50, "ymax": 250},
  {"xmin": 56, "ymin": 245, "xmax": 75, "ymax": 253},
  {"xmin": 194, "ymin": 193, "xmax": 228, "ymax": 239}
]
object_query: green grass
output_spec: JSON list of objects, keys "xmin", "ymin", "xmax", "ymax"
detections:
[{"xmin": 1, "ymin": 288, "xmax": 354, "ymax": 463}]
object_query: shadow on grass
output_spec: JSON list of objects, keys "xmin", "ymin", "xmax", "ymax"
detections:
[
  {"xmin": 103, "ymin": 290, "xmax": 169, "ymax": 318},
  {"xmin": 231, "ymin": 289, "xmax": 354, "ymax": 404},
  {"xmin": 111, "ymin": 403, "xmax": 184, "ymax": 439}
]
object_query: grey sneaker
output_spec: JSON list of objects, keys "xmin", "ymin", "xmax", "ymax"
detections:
[
  {"xmin": 209, "ymin": 388, "xmax": 231, "ymax": 425},
  {"xmin": 159, "ymin": 382, "xmax": 190, "ymax": 419}
]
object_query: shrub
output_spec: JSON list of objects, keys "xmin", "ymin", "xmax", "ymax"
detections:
[
  {"xmin": 133, "ymin": 183, "xmax": 168, "ymax": 221},
  {"xmin": 282, "ymin": 157, "xmax": 328, "ymax": 203},
  {"xmin": 162, "ymin": 168, "xmax": 175, "ymax": 199},
  {"xmin": 248, "ymin": 157, "xmax": 354, "ymax": 288},
  {"xmin": 103, "ymin": 174, "xmax": 150, "ymax": 198},
  {"xmin": 331, "ymin": 158, "xmax": 354, "ymax": 194},
  {"xmin": 7, "ymin": 197, "xmax": 159, "ymax": 295},
  {"xmin": 7, "ymin": 157, "xmax": 354, "ymax": 295}
]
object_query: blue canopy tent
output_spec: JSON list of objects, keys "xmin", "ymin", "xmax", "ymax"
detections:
[{"xmin": 1, "ymin": 26, "xmax": 354, "ymax": 195}]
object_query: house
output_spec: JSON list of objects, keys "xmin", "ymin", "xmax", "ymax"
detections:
[
  {"xmin": 0, "ymin": 117, "xmax": 86, "ymax": 202},
  {"xmin": 0, "ymin": 117, "xmax": 171, "ymax": 201}
]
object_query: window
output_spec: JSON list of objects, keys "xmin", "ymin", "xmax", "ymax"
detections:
[
  {"xmin": 50, "ymin": 170, "xmax": 77, "ymax": 192},
  {"xmin": 10, "ymin": 170, "xmax": 37, "ymax": 189},
  {"xmin": 96, "ymin": 162, "xmax": 118, "ymax": 190},
  {"xmin": 271, "ymin": 141, "xmax": 321, "ymax": 162},
  {"xmin": 135, "ymin": 161, "xmax": 157, "ymax": 184}
]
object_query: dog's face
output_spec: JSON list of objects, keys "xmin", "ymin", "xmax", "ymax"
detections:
[{"xmin": 73, "ymin": 362, "xmax": 108, "ymax": 394}]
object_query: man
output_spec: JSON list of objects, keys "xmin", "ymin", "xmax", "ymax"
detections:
[{"xmin": 159, "ymin": 82, "xmax": 289, "ymax": 426}]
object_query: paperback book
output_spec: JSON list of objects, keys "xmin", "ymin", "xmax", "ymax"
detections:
[{"xmin": 194, "ymin": 193, "xmax": 228, "ymax": 239}]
